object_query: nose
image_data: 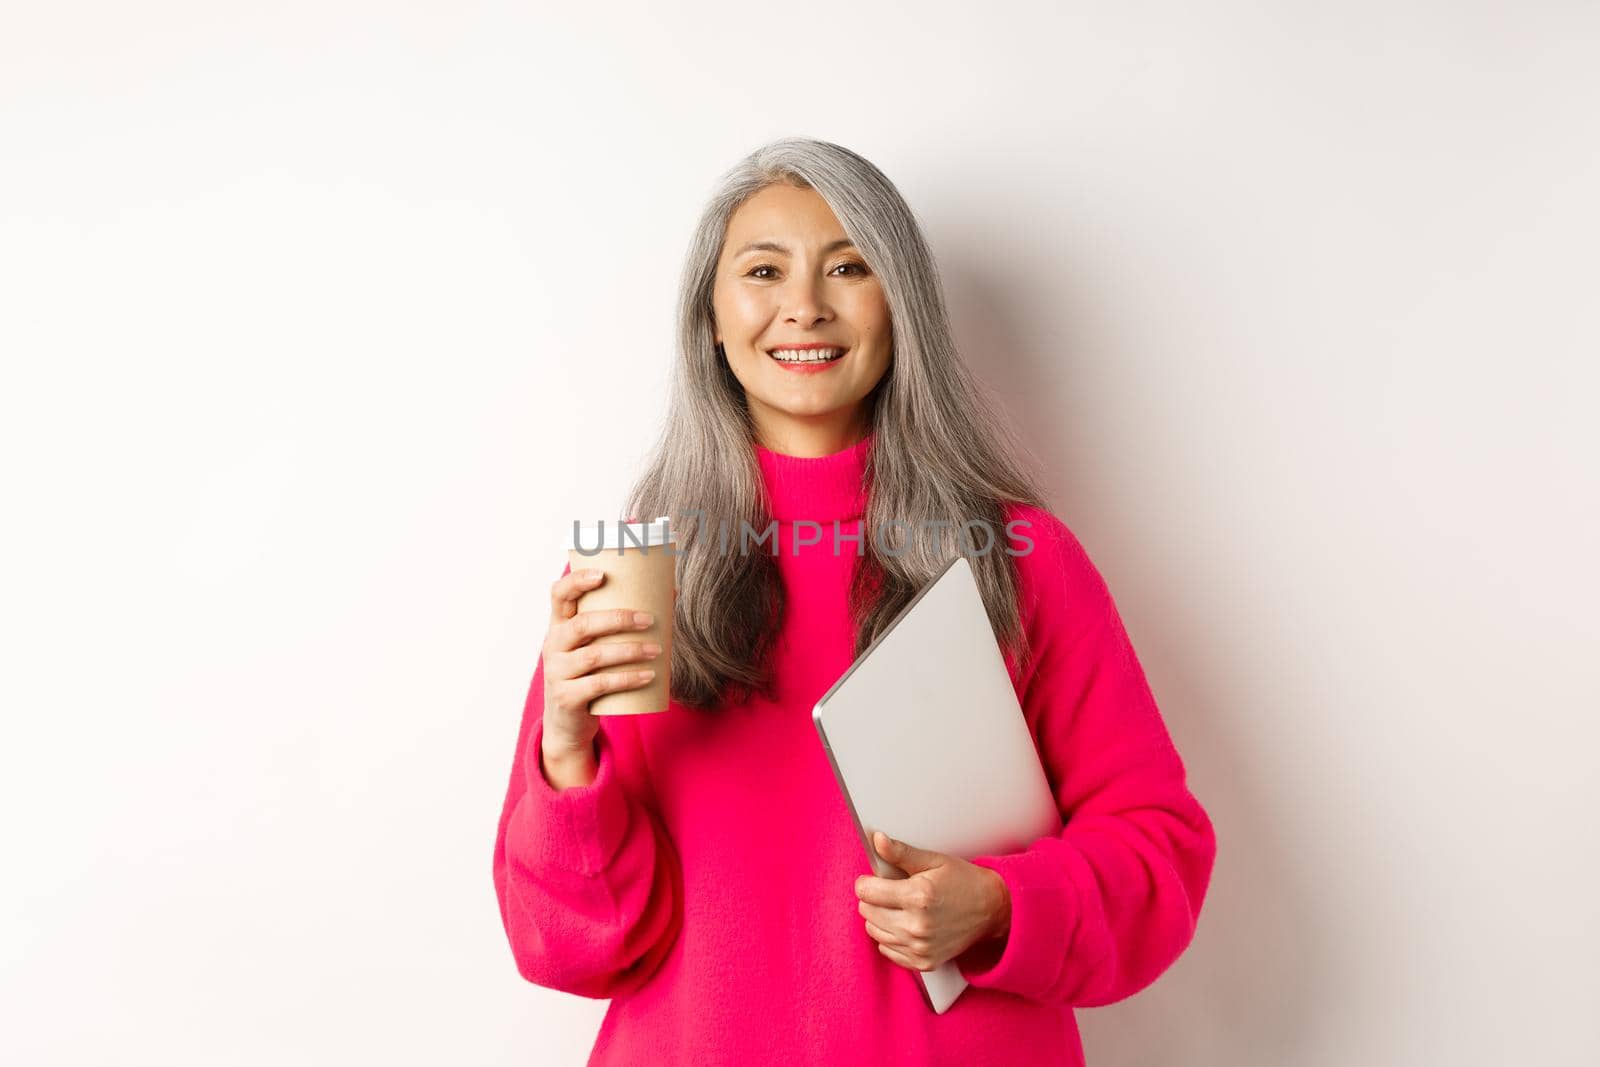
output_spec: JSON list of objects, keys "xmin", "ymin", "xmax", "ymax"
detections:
[{"xmin": 781, "ymin": 272, "xmax": 833, "ymax": 327}]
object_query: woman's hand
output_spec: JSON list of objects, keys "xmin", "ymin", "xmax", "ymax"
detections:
[
  {"xmin": 855, "ymin": 831, "xmax": 1012, "ymax": 973},
  {"xmin": 540, "ymin": 568, "xmax": 664, "ymax": 767}
]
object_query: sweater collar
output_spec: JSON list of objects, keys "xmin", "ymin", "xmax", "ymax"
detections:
[{"xmin": 753, "ymin": 431, "xmax": 875, "ymax": 522}]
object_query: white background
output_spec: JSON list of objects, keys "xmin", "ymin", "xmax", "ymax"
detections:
[{"xmin": 4, "ymin": 2, "xmax": 1597, "ymax": 1064}]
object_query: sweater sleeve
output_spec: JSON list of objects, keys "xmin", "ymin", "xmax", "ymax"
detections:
[
  {"xmin": 491, "ymin": 566, "xmax": 683, "ymax": 1000},
  {"xmin": 955, "ymin": 507, "xmax": 1217, "ymax": 1007}
]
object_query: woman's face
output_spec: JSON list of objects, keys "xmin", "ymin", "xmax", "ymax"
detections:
[{"xmin": 711, "ymin": 183, "xmax": 892, "ymax": 452}]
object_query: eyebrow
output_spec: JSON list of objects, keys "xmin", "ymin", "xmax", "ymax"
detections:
[{"xmin": 731, "ymin": 237, "xmax": 857, "ymax": 258}]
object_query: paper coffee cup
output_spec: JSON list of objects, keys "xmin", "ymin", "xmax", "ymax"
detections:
[{"xmin": 565, "ymin": 516, "xmax": 676, "ymax": 715}]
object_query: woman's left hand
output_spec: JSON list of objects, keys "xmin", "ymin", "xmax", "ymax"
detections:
[{"xmin": 855, "ymin": 831, "xmax": 1011, "ymax": 973}]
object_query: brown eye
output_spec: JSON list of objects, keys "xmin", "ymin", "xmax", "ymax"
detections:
[
  {"xmin": 833, "ymin": 262, "xmax": 867, "ymax": 276},
  {"xmin": 749, "ymin": 265, "xmax": 778, "ymax": 279}
]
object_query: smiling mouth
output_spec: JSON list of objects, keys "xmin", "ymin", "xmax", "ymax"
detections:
[{"xmin": 767, "ymin": 346, "xmax": 847, "ymax": 364}]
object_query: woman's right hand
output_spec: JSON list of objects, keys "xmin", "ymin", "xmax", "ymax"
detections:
[{"xmin": 540, "ymin": 568, "xmax": 663, "ymax": 771}]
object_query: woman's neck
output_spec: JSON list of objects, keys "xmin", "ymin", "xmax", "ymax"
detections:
[{"xmin": 750, "ymin": 408, "xmax": 873, "ymax": 459}]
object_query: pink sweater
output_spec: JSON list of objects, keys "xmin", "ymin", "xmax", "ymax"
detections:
[{"xmin": 492, "ymin": 432, "xmax": 1216, "ymax": 1066}]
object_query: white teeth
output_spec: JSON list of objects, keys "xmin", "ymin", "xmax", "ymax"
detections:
[{"xmin": 768, "ymin": 347, "xmax": 844, "ymax": 363}]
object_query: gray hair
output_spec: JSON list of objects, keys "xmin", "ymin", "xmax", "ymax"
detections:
[{"xmin": 624, "ymin": 137, "xmax": 1051, "ymax": 710}]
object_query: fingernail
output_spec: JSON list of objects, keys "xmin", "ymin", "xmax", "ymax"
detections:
[
  {"xmin": 582, "ymin": 569, "xmax": 603, "ymax": 581},
  {"xmin": 642, "ymin": 642, "xmax": 662, "ymax": 655},
  {"xmin": 633, "ymin": 611, "xmax": 654, "ymax": 627}
]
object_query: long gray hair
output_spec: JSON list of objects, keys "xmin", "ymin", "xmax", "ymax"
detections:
[{"xmin": 624, "ymin": 137, "xmax": 1051, "ymax": 711}]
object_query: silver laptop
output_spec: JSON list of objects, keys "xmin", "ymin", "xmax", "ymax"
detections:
[{"xmin": 812, "ymin": 553, "xmax": 1063, "ymax": 1014}]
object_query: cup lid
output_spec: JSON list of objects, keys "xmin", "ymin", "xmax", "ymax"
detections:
[{"xmin": 565, "ymin": 515, "xmax": 676, "ymax": 554}]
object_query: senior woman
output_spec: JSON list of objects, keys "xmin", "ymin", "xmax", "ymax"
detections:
[{"xmin": 492, "ymin": 137, "xmax": 1216, "ymax": 1066}]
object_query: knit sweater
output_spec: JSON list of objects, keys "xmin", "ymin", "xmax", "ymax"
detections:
[{"xmin": 491, "ymin": 432, "xmax": 1217, "ymax": 1066}]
